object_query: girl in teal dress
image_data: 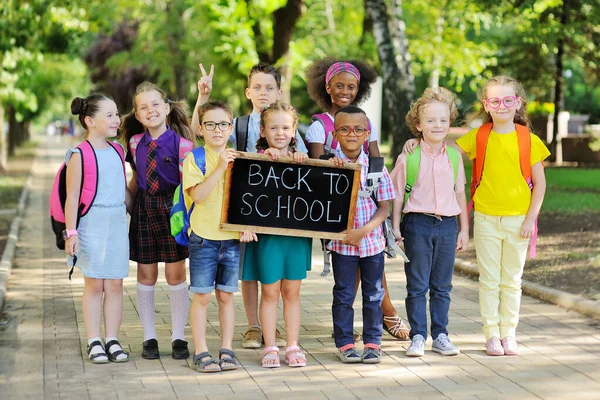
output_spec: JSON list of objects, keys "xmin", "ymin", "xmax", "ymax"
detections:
[{"xmin": 242, "ymin": 102, "xmax": 312, "ymax": 368}]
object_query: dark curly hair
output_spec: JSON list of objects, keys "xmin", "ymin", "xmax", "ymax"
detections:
[{"xmin": 306, "ymin": 57, "xmax": 377, "ymax": 112}]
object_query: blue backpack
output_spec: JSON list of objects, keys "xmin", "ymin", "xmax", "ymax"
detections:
[{"xmin": 170, "ymin": 147, "xmax": 206, "ymax": 246}]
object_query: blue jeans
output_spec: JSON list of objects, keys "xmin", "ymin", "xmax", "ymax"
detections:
[
  {"xmin": 188, "ymin": 232, "xmax": 240, "ymax": 294},
  {"xmin": 331, "ymin": 252, "xmax": 385, "ymax": 348},
  {"xmin": 401, "ymin": 213, "xmax": 458, "ymax": 340}
]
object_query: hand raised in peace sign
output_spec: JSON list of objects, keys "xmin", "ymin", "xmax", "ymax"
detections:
[{"xmin": 198, "ymin": 63, "xmax": 214, "ymax": 95}]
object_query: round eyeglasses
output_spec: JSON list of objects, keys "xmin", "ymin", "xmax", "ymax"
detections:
[
  {"xmin": 485, "ymin": 96, "xmax": 520, "ymax": 109},
  {"xmin": 335, "ymin": 126, "xmax": 368, "ymax": 137}
]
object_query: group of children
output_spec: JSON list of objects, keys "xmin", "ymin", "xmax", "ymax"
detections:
[{"xmin": 62, "ymin": 56, "xmax": 549, "ymax": 371}]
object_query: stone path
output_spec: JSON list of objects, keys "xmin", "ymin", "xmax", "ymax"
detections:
[{"xmin": 0, "ymin": 137, "xmax": 599, "ymax": 399}]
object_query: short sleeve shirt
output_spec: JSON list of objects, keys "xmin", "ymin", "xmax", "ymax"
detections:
[
  {"xmin": 327, "ymin": 149, "xmax": 396, "ymax": 257},
  {"xmin": 456, "ymin": 127, "xmax": 550, "ymax": 215},
  {"xmin": 390, "ymin": 141, "xmax": 466, "ymax": 216},
  {"xmin": 182, "ymin": 147, "xmax": 238, "ymax": 240},
  {"xmin": 125, "ymin": 128, "xmax": 182, "ymax": 192}
]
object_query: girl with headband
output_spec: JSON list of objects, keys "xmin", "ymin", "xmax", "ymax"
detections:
[{"xmin": 305, "ymin": 58, "xmax": 411, "ymax": 343}]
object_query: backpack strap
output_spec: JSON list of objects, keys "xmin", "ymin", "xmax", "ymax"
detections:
[
  {"xmin": 129, "ymin": 133, "xmax": 145, "ymax": 168},
  {"xmin": 235, "ymin": 115, "xmax": 250, "ymax": 151},
  {"xmin": 516, "ymin": 124, "xmax": 533, "ymax": 189},
  {"xmin": 446, "ymin": 146, "xmax": 461, "ymax": 189},
  {"xmin": 363, "ymin": 156, "xmax": 385, "ymax": 203},
  {"xmin": 76, "ymin": 141, "xmax": 99, "ymax": 219},
  {"xmin": 177, "ymin": 136, "xmax": 194, "ymax": 180},
  {"xmin": 468, "ymin": 123, "xmax": 493, "ymax": 214},
  {"xmin": 404, "ymin": 145, "xmax": 421, "ymax": 206},
  {"xmin": 312, "ymin": 114, "xmax": 337, "ymax": 154},
  {"xmin": 183, "ymin": 146, "xmax": 207, "ymax": 224}
]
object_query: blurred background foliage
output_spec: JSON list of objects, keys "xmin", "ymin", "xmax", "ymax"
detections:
[{"xmin": 0, "ymin": 0, "xmax": 598, "ymax": 168}]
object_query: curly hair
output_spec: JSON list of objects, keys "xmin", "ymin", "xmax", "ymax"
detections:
[
  {"xmin": 306, "ymin": 57, "xmax": 377, "ymax": 112},
  {"xmin": 255, "ymin": 102, "xmax": 299, "ymax": 152},
  {"xmin": 405, "ymin": 87, "xmax": 459, "ymax": 138},
  {"xmin": 469, "ymin": 75, "xmax": 531, "ymax": 129},
  {"xmin": 121, "ymin": 81, "xmax": 194, "ymax": 144}
]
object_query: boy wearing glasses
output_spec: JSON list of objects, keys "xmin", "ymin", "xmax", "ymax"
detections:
[
  {"xmin": 183, "ymin": 100, "xmax": 257, "ymax": 372},
  {"xmin": 327, "ymin": 105, "xmax": 396, "ymax": 364}
]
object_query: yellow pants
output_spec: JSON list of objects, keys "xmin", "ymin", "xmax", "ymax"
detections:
[{"xmin": 474, "ymin": 211, "xmax": 530, "ymax": 340}]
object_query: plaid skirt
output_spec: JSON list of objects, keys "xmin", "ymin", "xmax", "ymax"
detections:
[{"xmin": 129, "ymin": 189, "xmax": 188, "ymax": 264}]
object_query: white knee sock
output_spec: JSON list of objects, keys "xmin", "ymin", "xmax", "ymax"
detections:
[
  {"xmin": 168, "ymin": 281, "xmax": 189, "ymax": 342},
  {"xmin": 137, "ymin": 282, "xmax": 157, "ymax": 342}
]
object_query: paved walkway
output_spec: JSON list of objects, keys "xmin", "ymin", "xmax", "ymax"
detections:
[{"xmin": 1, "ymin": 137, "xmax": 599, "ymax": 399}]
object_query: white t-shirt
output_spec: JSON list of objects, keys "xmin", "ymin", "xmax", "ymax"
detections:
[
  {"xmin": 230, "ymin": 110, "xmax": 308, "ymax": 153},
  {"xmin": 305, "ymin": 113, "xmax": 379, "ymax": 150}
]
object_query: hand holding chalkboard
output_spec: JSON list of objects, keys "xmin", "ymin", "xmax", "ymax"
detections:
[{"xmin": 220, "ymin": 152, "xmax": 361, "ymax": 240}]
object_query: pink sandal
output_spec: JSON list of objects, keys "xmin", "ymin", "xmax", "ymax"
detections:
[
  {"xmin": 285, "ymin": 345, "xmax": 307, "ymax": 367},
  {"xmin": 262, "ymin": 346, "xmax": 280, "ymax": 368}
]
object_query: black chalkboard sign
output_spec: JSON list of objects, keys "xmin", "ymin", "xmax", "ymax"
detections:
[{"xmin": 221, "ymin": 152, "xmax": 361, "ymax": 239}]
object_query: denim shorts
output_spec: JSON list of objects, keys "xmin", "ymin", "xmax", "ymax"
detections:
[{"xmin": 188, "ymin": 232, "xmax": 240, "ymax": 294}]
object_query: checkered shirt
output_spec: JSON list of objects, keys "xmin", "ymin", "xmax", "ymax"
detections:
[{"xmin": 327, "ymin": 150, "xmax": 396, "ymax": 257}]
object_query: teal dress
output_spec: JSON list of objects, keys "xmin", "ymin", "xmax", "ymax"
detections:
[{"xmin": 242, "ymin": 234, "xmax": 312, "ymax": 284}]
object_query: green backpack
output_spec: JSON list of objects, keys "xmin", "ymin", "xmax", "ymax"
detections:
[{"xmin": 404, "ymin": 145, "xmax": 461, "ymax": 206}]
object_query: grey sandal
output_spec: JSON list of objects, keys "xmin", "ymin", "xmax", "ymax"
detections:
[
  {"xmin": 218, "ymin": 348, "xmax": 239, "ymax": 371},
  {"xmin": 193, "ymin": 351, "xmax": 221, "ymax": 373}
]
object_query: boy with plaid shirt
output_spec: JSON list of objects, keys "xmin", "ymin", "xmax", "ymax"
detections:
[{"xmin": 327, "ymin": 105, "xmax": 396, "ymax": 364}]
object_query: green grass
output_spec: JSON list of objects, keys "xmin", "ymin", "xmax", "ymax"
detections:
[{"xmin": 0, "ymin": 176, "xmax": 26, "ymax": 209}]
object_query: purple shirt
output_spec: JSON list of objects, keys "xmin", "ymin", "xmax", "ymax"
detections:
[{"xmin": 126, "ymin": 127, "xmax": 182, "ymax": 192}]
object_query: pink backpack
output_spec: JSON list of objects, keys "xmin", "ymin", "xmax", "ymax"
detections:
[
  {"xmin": 50, "ymin": 141, "xmax": 125, "ymax": 251},
  {"xmin": 312, "ymin": 113, "xmax": 372, "ymax": 155},
  {"xmin": 128, "ymin": 133, "xmax": 193, "ymax": 181}
]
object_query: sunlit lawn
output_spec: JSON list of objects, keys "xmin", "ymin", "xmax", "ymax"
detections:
[{"xmin": 380, "ymin": 142, "xmax": 600, "ymax": 215}]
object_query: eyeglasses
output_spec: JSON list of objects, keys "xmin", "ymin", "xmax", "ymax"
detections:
[
  {"xmin": 335, "ymin": 126, "xmax": 368, "ymax": 137},
  {"xmin": 202, "ymin": 121, "xmax": 232, "ymax": 131},
  {"xmin": 485, "ymin": 96, "xmax": 520, "ymax": 109}
]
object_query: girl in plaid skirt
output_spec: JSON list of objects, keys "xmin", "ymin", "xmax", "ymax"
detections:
[{"xmin": 122, "ymin": 82, "xmax": 202, "ymax": 361}]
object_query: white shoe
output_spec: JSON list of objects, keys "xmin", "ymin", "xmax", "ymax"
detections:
[
  {"xmin": 406, "ymin": 334, "xmax": 425, "ymax": 357},
  {"xmin": 432, "ymin": 333, "xmax": 460, "ymax": 356}
]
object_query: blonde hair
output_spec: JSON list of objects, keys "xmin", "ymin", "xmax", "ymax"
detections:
[
  {"xmin": 470, "ymin": 75, "xmax": 531, "ymax": 129},
  {"xmin": 256, "ymin": 102, "xmax": 299, "ymax": 152},
  {"xmin": 121, "ymin": 81, "xmax": 194, "ymax": 144},
  {"xmin": 405, "ymin": 87, "xmax": 458, "ymax": 137}
]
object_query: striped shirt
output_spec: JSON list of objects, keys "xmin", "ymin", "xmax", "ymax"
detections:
[{"xmin": 327, "ymin": 149, "xmax": 396, "ymax": 257}]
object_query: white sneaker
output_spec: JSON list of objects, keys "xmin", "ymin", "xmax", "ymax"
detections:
[
  {"xmin": 406, "ymin": 334, "xmax": 425, "ymax": 357},
  {"xmin": 432, "ymin": 333, "xmax": 460, "ymax": 356}
]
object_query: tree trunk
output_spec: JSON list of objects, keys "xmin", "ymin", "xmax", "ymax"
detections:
[
  {"xmin": 0, "ymin": 104, "xmax": 6, "ymax": 172},
  {"xmin": 365, "ymin": 0, "xmax": 415, "ymax": 161},
  {"xmin": 7, "ymin": 106, "xmax": 17, "ymax": 157},
  {"xmin": 280, "ymin": 52, "xmax": 293, "ymax": 103},
  {"xmin": 551, "ymin": 2, "xmax": 567, "ymax": 163},
  {"xmin": 429, "ymin": 12, "xmax": 445, "ymax": 88},
  {"xmin": 165, "ymin": 0, "xmax": 188, "ymax": 100}
]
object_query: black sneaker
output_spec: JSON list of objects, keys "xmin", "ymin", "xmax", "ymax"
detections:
[
  {"xmin": 172, "ymin": 339, "xmax": 190, "ymax": 359},
  {"xmin": 142, "ymin": 339, "xmax": 160, "ymax": 359}
]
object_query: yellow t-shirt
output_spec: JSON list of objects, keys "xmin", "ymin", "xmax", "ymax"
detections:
[
  {"xmin": 182, "ymin": 147, "xmax": 238, "ymax": 240},
  {"xmin": 456, "ymin": 127, "xmax": 550, "ymax": 216}
]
